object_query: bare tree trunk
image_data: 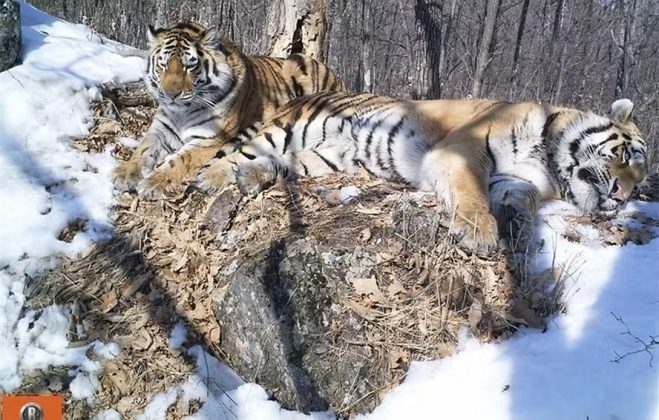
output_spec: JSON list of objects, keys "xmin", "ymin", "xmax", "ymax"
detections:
[
  {"xmin": 615, "ymin": 0, "xmax": 636, "ymax": 97},
  {"xmin": 471, "ymin": 0, "xmax": 500, "ymax": 98},
  {"xmin": 510, "ymin": 0, "xmax": 530, "ymax": 96},
  {"xmin": 268, "ymin": 0, "xmax": 328, "ymax": 60}
]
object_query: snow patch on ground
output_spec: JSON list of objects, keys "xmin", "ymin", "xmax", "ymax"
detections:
[
  {"xmin": 169, "ymin": 320, "xmax": 188, "ymax": 350},
  {"xmin": 0, "ymin": 1, "xmax": 142, "ymax": 393}
]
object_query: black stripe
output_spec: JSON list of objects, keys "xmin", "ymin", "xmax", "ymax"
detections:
[
  {"xmin": 240, "ymin": 150, "xmax": 256, "ymax": 160},
  {"xmin": 387, "ymin": 118, "xmax": 405, "ymax": 179},
  {"xmin": 194, "ymin": 113, "xmax": 222, "ymax": 126},
  {"xmin": 364, "ymin": 119, "xmax": 385, "ymax": 160},
  {"xmin": 511, "ymin": 125, "xmax": 518, "ymax": 156},
  {"xmin": 156, "ymin": 118, "xmax": 181, "ymax": 141},
  {"xmin": 264, "ymin": 132, "xmax": 277, "ymax": 149},
  {"xmin": 300, "ymin": 94, "xmax": 335, "ymax": 148},
  {"xmin": 542, "ymin": 112, "xmax": 560, "ymax": 139},
  {"xmin": 282, "ymin": 124, "xmax": 293, "ymax": 154},
  {"xmin": 321, "ymin": 66, "xmax": 331, "ymax": 90},
  {"xmin": 313, "ymin": 150, "xmax": 339, "ymax": 171},
  {"xmin": 597, "ymin": 133, "xmax": 619, "ymax": 146},
  {"xmin": 299, "ymin": 159, "xmax": 309, "ymax": 175}
]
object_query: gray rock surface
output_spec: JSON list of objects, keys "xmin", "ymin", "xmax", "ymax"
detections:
[
  {"xmin": 0, "ymin": 0, "xmax": 20, "ymax": 72},
  {"xmin": 207, "ymin": 183, "xmax": 540, "ymax": 415}
]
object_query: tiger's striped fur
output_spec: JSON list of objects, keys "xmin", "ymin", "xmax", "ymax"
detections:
[
  {"xmin": 113, "ymin": 22, "xmax": 345, "ymax": 199},
  {"xmin": 194, "ymin": 92, "xmax": 647, "ymax": 255}
]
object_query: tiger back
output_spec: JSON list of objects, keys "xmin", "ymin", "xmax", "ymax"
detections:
[{"xmin": 113, "ymin": 22, "xmax": 346, "ymax": 199}]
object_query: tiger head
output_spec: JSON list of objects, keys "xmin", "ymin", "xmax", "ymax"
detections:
[
  {"xmin": 145, "ymin": 22, "xmax": 234, "ymax": 107},
  {"xmin": 564, "ymin": 99, "xmax": 647, "ymax": 213}
]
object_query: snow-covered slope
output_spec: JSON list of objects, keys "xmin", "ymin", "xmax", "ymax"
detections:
[
  {"xmin": 0, "ymin": 1, "xmax": 142, "ymax": 392},
  {"xmin": 0, "ymin": 3, "xmax": 657, "ymax": 419}
]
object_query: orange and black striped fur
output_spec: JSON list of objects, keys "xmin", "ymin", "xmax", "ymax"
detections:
[
  {"xmin": 114, "ymin": 22, "xmax": 345, "ymax": 199},
  {"xmin": 193, "ymin": 92, "xmax": 647, "ymax": 255}
]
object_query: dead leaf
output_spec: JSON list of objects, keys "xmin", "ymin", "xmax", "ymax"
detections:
[
  {"xmin": 344, "ymin": 299, "xmax": 382, "ymax": 321},
  {"xmin": 387, "ymin": 279, "xmax": 408, "ymax": 299},
  {"xmin": 388, "ymin": 347, "xmax": 409, "ymax": 370},
  {"xmin": 130, "ymin": 328, "xmax": 153, "ymax": 351},
  {"xmin": 325, "ymin": 189, "xmax": 342, "ymax": 206},
  {"xmin": 105, "ymin": 361, "xmax": 132, "ymax": 395},
  {"xmin": 356, "ymin": 205, "xmax": 382, "ymax": 215},
  {"xmin": 358, "ymin": 227, "xmax": 372, "ymax": 244},
  {"xmin": 351, "ymin": 276, "xmax": 387, "ymax": 303},
  {"xmin": 171, "ymin": 252, "xmax": 189, "ymax": 272},
  {"xmin": 94, "ymin": 120, "xmax": 121, "ymax": 134},
  {"xmin": 508, "ymin": 299, "xmax": 546, "ymax": 330},
  {"xmin": 121, "ymin": 273, "xmax": 150, "ymax": 299},
  {"xmin": 376, "ymin": 252, "xmax": 395, "ymax": 264},
  {"xmin": 98, "ymin": 289, "xmax": 118, "ymax": 314}
]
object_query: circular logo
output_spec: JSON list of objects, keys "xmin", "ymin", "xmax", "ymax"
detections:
[{"xmin": 19, "ymin": 402, "xmax": 44, "ymax": 420}]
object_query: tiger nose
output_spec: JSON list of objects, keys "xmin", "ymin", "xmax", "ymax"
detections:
[
  {"xmin": 163, "ymin": 88, "xmax": 181, "ymax": 99},
  {"xmin": 609, "ymin": 181, "xmax": 626, "ymax": 202}
]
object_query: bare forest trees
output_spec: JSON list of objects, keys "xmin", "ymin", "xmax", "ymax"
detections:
[{"xmin": 31, "ymin": 0, "xmax": 659, "ymax": 168}]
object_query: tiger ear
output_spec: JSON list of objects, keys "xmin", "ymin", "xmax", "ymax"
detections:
[
  {"xmin": 147, "ymin": 24, "xmax": 162, "ymax": 44},
  {"xmin": 200, "ymin": 28, "xmax": 221, "ymax": 49},
  {"xmin": 609, "ymin": 98, "xmax": 634, "ymax": 124}
]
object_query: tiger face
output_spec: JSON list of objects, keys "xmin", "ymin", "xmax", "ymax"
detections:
[
  {"xmin": 567, "ymin": 99, "xmax": 647, "ymax": 213},
  {"xmin": 146, "ymin": 22, "xmax": 233, "ymax": 107}
]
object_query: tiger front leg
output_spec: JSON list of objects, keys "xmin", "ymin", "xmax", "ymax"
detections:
[
  {"xmin": 114, "ymin": 137, "xmax": 164, "ymax": 192},
  {"xmin": 489, "ymin": 177, "xmax": 540, "ymax": 251},
  {"xmin": 137, "ymin": 137, "xmax": 223, "ymax": 200},
  {"xmin": 422, "ymin": 141, "xmax": 499, "ymax": 257}
]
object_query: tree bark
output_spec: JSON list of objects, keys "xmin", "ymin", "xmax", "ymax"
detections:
[
  {"xmin": 510, "ymin": 0, "xmax": 530, "ymax": 96},
  {"xmin": 471, "ymin": 0, "xmax": 500, "ymax": 98}
]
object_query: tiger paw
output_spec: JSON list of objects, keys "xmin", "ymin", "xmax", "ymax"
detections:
[
  {"xmin": 136, "ymin": 169, "xmax": 170, "ymax": 201},
  {"xmin": 191, "ymin": 159, "xmax": 236, "ymax": 194},
  {"xmin": 235, "ymin": 161, "xmax": 277, "ymax": 198},
  {"xmin": 450, "ymin": 211, "xmax": 499, "ymax": 257},
  {"xmin": 114, "ymin": 162, "xmax": 142, "ymax": 192},
  {"xmin": 496, "ymin": 204, "xmax": 534, "ymax": 251}
]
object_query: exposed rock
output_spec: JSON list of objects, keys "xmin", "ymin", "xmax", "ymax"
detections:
[
  {"xmin": 0, "ymin": 0, "xmax": 20, "ymax": 72},
  {"xmin": 209, "ymin": 182, "xmax": 548, "ymax": 415}
]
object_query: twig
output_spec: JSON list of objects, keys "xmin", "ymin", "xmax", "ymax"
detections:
[{"xmin": 610, "ymin": 312, "xmax": 658, "ymax": 367}]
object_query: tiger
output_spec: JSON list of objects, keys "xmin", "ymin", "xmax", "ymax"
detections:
[
  {"xmin": 191, "ymin": 92, "xmax": 648, "ymax": 256},
  {"xmin": 113, "ymin": 22, "xmax": 346, "ymax": 199}
]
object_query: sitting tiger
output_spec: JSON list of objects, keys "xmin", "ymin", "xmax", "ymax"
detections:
[
  {"xmin": 114, "ymin": 22, "xmax": 346, "ymax": 199},
  {"xmin": 192, "ymin": 92, "xmax": 648, "ymax": 255}
]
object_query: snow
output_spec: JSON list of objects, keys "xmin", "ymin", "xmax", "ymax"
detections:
[
  {"xmin": 0, "ymin": 1, "xmax": 142, "ymax": 393},
  {"xmin": 92, "ymin": 409, "xmax": 123, "ymax": 420},
  {"xmin": 339, "ymin": 185, "xmax": 360, "ymax": 204},
  {"xmin": 169, "ymin": 320, "xmax": 188, "ymax": 350},
  {"xmin": 1, "ymin": 3, "xmax": 657, "ymax": 419},
  {"xmin": 136, "ymin": 342, "xmax": 334, "ymax": 419}
]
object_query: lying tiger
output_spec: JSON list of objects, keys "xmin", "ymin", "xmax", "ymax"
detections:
[
  {"xmin": 193, "ymin": 92, "xmax": 648, "ymax": 255},
  {"xmin": 114, "ymin": 22, "xmax": 346, "ymax": 199}
]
